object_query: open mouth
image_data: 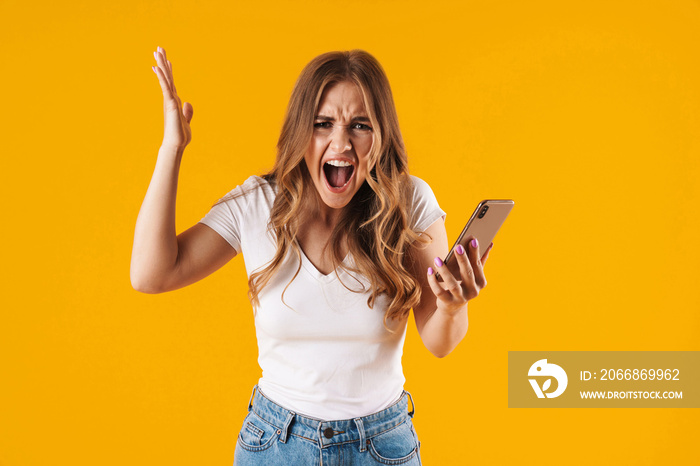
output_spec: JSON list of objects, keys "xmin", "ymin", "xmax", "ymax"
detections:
[{"xmin": 323, "ymin": 160, "xmax": 355, "ymax": 189}]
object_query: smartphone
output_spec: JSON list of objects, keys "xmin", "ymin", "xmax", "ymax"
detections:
[{"xmin": 436, "ymin": 199, "xmax": 514, "ymax": 282}]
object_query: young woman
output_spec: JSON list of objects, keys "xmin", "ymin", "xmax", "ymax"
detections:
[{"xmin": 131, "ymin": 46, "xmax": 493, "ymax": 465}]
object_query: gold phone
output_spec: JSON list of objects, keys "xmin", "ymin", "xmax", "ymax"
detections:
[{"xmin": 436, "ymin": 199, "xmax": 514, "ymax": 282}]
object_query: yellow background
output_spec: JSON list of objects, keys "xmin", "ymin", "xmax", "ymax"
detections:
[{"xmin": 1, "ymin": 0, "xmax": 698, "ymax": 464}]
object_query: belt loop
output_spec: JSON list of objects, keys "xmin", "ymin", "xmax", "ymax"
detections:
[
  {"xmin": 247, "ymin": 385, "xmax": 257, "ymax": 412},
  {"xmin": 405, "ymin": 390, "xmax": 415, "ymax": 418},
  {"xmin": 279, "ymin": 410, "xmax": 295, "ymax": 444},
  {"xmin": 354, "ymin": 418, "xmax": 367, "ymax": 452}
]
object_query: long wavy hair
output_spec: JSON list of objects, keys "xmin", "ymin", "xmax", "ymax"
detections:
[{"xmin": 213, "ymin": 49, "xmax": 432, "ymax": 326}]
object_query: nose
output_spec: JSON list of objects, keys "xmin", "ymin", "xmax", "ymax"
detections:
[{"xmin": 329, "ymin": 126, "xmax": 352, "ymax": 153}]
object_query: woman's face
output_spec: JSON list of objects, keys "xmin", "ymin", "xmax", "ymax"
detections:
[{"xmin": 304, "ymin": 80, "xmax": 376, "ymax": 213}]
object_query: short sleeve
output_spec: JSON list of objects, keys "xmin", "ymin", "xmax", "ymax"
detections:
[
  {"xmin": 409, "ymin": 175, "xmax": 446, "ymax": 232},
  {"xmin": 197, "ymin": 176, "xmax": 260, "ymax": 254}
]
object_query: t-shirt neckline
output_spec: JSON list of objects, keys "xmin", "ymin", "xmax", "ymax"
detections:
[{"xmin": 294, "ymin": 238, "xmax": 353, "ymax": 283}]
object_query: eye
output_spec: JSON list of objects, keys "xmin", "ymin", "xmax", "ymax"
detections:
[
  {"xmin": 353, "ymin": 123, "xmax": 372, "ymax": 131},
  {"xmin": 314, "ymin": 121, "xmax": 332, "ymax": 128}
]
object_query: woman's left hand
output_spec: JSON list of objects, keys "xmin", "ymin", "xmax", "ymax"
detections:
[{"xmin": 426, "ymin": 236, "xmax": 493, "ymax": 316}]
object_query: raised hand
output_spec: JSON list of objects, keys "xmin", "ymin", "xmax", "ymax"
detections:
[{"xmin": 152, "ymin": 46, "xmax": 194, "ymax": 150}]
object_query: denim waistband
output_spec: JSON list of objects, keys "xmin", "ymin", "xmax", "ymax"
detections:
[{"xmin": 246, "ymin": 385, "xmax": 415, "ymax": 449}]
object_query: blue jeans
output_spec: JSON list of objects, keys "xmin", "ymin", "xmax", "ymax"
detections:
[{"xmin": 233, "ymin": 386, "xmax": 422, "ymax": 465}]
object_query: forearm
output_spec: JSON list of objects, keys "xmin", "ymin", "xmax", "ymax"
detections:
[
  {"xmin": 418, "ymin": 304, "xmax": 469, "ymax": 358},
  {"xmin": 130, "ymin": 145, "xmax": 184, "ymax": 292}
]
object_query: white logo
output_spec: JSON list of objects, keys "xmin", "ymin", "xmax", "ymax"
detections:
[{"xmin": 528, "ymin": 359, "xmax": 568, "ymax": 398}]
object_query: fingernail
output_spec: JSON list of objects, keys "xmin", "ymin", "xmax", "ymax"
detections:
[
  {"xmin": 154, "ymin": 51, "xmax": 158, "ymax": 59},
  {"xmin": 152, "ymin": 66, "xmax": 156, "ymax": 73},
  {"xmin": 434, "ymin": 257, "xmax": 443, "ymax": 267},
  {"xmin": 456, "ymin": 244, "xmax": 465, "ymax": 255},
  {"xmin": 471, "ymin": 239, "xmax": 478, "ymax": 248},
  {"xmin": 428, "ymin": 267, "xmax": 434, "ymax": 276}
]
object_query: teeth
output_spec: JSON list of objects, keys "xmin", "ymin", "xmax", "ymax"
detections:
[{"xmin": 325, "ymin": 160, "xmax": 352, "ymax": 167}]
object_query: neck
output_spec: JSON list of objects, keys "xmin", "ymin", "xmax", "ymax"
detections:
[
  {"xmin": 316, "ymin": 202, "xmax": 343, "ymax": 229},
  {"xmin": 304, "ymin": 189, "xmax": 343, "ymax": 230}
]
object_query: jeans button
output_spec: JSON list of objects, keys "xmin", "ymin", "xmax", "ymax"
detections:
[{"xmin": 323, "ymin": 427, "xmax": 334, "ymax": 439}]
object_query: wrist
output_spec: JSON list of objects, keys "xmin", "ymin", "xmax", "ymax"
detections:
[
  {"xmin": 159, "ymin": 144, "xmax": 185, "ymax": 158},
  {"xmin": 435, "ymin": 301, "xmax": 468, "ymax": 319}
]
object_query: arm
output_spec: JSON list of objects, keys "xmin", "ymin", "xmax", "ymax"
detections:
[
  {"xmin": 406, "ymin": 218, "xmax": 493, "ymax": 357},
  {"xmin": 130, "ymin": 46, "xmax": 237, "ymax": 293},
  {"xmin": 129, "ymin": 145, "xmax": 237, "ymax": 293},
  {"xmin": 129, "ymin": 145, "xmax": 182, "ymax": 292}
]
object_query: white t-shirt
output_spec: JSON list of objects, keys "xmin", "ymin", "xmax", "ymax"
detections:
[{"xmin": 198, "ymin": 175, "xmax": 446, "ymax": 420}]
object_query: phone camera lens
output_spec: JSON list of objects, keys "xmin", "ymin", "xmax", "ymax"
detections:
[{"xmin": 478, "ymin": 206, "xmax": 489, "ymax": 219}]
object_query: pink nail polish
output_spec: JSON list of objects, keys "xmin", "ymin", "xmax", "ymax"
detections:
[
  {"xmin": 456, "ymin": 244, "xmax": 465, "ymax": 255},
  {"xmin": 471, "ymin": 239, "xmax": 478, "ymax": 248},
  {"xmin": 428, "ymin": 267, "xmax": 434, "ymax": 276},
  {"xmin": 434, "ymin": 257, "xmax": 443, "ymax": 267}
]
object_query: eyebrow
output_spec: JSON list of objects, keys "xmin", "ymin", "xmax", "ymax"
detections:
[{"xmin": 314, "ymin": 114, "xmax": 371, "ymax": 123}]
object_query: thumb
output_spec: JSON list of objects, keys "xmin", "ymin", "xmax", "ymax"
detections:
[{"xmin": 183, "ymin": 102, "xmax": 194, "ymax": 123}]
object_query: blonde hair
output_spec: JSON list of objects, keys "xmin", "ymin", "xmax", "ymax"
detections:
[{"xmin": 214, "ymin": 50, "xmax": 431, "ymax": 326}]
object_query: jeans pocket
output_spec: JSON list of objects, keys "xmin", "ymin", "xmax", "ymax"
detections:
[
  {"xmin": 367, "ymin": 420, "xmax": 420, "ymax": 465},
  {"xmin": 237, "ymin": 412, "xmax": 281, "ymax": 452}
]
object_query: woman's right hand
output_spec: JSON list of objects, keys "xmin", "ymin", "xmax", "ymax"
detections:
[{"xmin": 152, "ymin": 46, "xmax": 193, "ymax": 150}]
